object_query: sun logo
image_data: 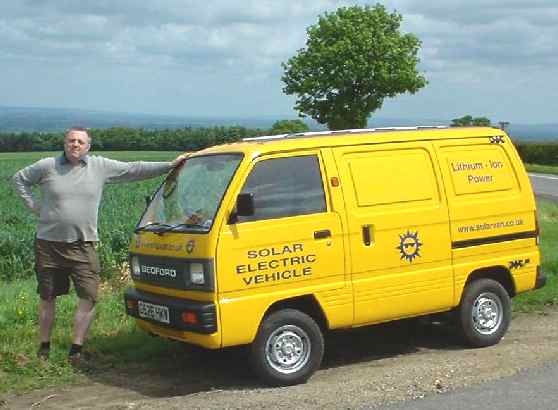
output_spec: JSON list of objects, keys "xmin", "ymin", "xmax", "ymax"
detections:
[{"xmin": 397, "ymin": 230, "xmax": 422, "ymax": 263}]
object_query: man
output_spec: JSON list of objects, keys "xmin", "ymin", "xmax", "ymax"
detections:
[{"xmin": 12, "ymin": 127, "xmax": 188, "ymax": 363}]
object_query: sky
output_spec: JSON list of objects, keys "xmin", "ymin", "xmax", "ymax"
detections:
[{"xmin": 1, "ymin": 0, "xmax": 557, "ymax": 124}]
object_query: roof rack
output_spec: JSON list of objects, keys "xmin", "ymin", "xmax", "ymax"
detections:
[{"xmin": 242, "ymin": 126, "xmax": 449, "ymax": 142}]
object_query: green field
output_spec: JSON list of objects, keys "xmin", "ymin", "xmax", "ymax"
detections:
[{"xmin": 0, "ymin": 151, "xmax": 556, "ymax": 395}]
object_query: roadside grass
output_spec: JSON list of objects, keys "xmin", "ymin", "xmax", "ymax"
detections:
[
  {"xmin": 513, "ymin": 199, "xmax": 558, "ymax": 311},
  {"xmin": 525, "ymin": 163, "xmax": 558, "ymax": 175}
]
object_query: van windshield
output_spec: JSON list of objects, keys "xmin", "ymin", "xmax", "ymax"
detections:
[{"xmin": 137, "ymin": 154, "xmax": 243, "ymax": 233}]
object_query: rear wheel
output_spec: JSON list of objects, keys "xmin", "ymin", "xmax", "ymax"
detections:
[
  {"xmin": 457, "ymin": 278, "xmax": 511, "ymax": 347},
  {"xmin": 250, "ymin": 309, "xmax": 324, "ymax": 386}
]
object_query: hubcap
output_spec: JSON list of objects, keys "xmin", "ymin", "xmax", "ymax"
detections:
[
  {"xmin": 472, "ymin": 292, "xmax": 503, "ymax": 335},
  {"xmin": 265, "ymin": 325, "xmax": 311, "ymax": 374}
]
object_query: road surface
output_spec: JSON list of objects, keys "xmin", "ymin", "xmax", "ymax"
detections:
[{"xmin": 529, "ymin": 172, "xmax": 558, "ymax": 200}]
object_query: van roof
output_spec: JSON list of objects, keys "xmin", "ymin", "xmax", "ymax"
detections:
[{"xmin": 193, "ymin": 126, "xmax": 506, "ymax": 157}]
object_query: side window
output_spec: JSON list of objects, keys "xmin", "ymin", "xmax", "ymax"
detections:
[{"xmin": 239, "ymin": 155, "xmax": 326, "ymax": 222}]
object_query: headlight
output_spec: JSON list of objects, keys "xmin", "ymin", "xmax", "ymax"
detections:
[
  {"xmin": 190, "ymin": 263, "xmax": 205, "ymax": 285},
  {"xmin": 130, "ymin": 256, "xmax": 141, "ymax": 277}
]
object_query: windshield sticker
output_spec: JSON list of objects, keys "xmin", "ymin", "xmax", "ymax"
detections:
[
  {"xmin": 236, "ymin": 243, "xmax": 316, "ymax": 286},
  {"xmin": 397, "ymin": 230, "xmax": 422, "ymax": 263}
]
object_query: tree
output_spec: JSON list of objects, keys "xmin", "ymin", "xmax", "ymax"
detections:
[
  {"xmin": 281, "ymin": 5, "xmax": 427, "ymax": 130},
  {"xmin": 269, "ymin": 119, "xmax": 310, "ymax": 135},
  {"xmin": 451, "ymin": 115, "xmax": 491, "ymax": 127}
]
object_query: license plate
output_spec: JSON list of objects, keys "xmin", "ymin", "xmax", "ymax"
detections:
[{"xmin": 138, "ymin": 300, "xmax": 170, "ymax": 324}]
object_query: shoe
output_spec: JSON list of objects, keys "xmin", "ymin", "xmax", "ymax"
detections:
[
  {"xmin": 37, "ymin": 346, "xmax": 50, "ymax": 360},
  {"xmin": 68, "ymin": 351, "xmax": 93, "ymax": 368},
  {"xmin": 68, "ymin": 351, "xmax": 81, "ymax": 366}
]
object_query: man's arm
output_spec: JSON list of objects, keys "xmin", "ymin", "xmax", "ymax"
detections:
[
  {"xmin": 12, "ymin": 159, "xmax": 49, "ymax": 215},
  {"xmin": 103, "ymin": 153, "xmax": 189, "ymax": 183}
]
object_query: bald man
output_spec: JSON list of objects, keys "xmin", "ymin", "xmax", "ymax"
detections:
[{"xmin": 13, "ymin": 127, "xmax": 188, "ymax": 363}]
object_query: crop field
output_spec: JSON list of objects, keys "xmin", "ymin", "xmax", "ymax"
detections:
[{"xmin": 0, "ymin": 151, "xmax": 180, "ymax": 281}]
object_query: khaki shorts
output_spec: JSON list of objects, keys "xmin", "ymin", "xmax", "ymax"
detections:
[{"xmin": 34, "ymin": 238, "xmax": 101, "ymax": 302}]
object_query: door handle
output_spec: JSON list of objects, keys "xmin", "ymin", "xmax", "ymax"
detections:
[
  {"xmin": 362, "ymin": 224, "xmax": 372, "ymax": 246},
  {"xmin": 314, "ymin": 229, "xmax": 331, "ymax": 239}
]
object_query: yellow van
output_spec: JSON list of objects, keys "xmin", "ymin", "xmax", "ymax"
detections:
[{"xmin": 124, "ymin": 126, "xmax": 546, "ymax": 385}]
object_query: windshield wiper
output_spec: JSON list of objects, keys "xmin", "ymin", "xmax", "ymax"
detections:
[
  {"xmin": 135, "ymin": 222, "xmax": 175, "ymax": 233},
  {"xmin": 135, "ymin": 222, "xmax": 209, "ymax": 235},
  {"xmin": 167, "ymin": 223, "xmax": 207, "ymax": 232}
]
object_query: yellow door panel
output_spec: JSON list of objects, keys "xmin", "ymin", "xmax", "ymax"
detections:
[
  {"xmin": 218, "ymin": 213, "xmax": 345, "ymax": 293},
  {"xmin": 334, "ymin": 142, "xmax": 453, "ymax": 325}
]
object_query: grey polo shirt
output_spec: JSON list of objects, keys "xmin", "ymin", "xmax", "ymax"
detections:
[{"xmin": 12, "ymin": 153, "xmax": 173, "ymax": 242}]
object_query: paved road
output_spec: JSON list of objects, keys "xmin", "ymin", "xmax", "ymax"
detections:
[
  {"xmin": 529, "ymin": 173, "xmax": 558, "ymax": 200},
  {"xmin": 386, "ymin": 360, "xmax": 558, "ymax": 410}
]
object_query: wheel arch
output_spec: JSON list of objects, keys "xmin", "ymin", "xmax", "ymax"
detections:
[
  {"xmin": 264, "ymin": 295, "xmax": 328, "ymax": 332},
  {"xmin": 463, "ymin": 265, "xmax": 516, "ymax": 299}
]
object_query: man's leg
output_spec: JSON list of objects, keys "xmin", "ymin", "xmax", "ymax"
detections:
[
  {"xmin": 39, "ymin": 297, "xmax": 56, "ymax": 343},
  {"xmin": 72, "ymin": 298, "xmax": 96, "ymax": 346},
  {"xmin": 37, "ymin": 297, "xmax": 57, "ymax": 359},
  {"xmin": 69, "ymin": 242, "xmax": 100, "ymax": 362}
]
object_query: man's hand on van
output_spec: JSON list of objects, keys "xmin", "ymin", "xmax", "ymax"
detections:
[{"xmin": 171, "ymin": 153, "xmax": 190, "ymax": 168}]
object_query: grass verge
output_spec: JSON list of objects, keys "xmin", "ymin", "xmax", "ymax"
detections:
[
  {"xmin": 0, "ymin": 277, "xmax": 175, "ymax": 395},
  {"xmin": 513, "ymin": 199, "xmax": 558, "ymax": 311},
  {"xmin": 525, "ymin": 163, "xmax": 558, "ymax": 175}
]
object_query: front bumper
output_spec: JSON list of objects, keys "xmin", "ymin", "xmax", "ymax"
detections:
[{"xmin": 124, "ymin": 288, "xmax": 217, "ymax": 334}]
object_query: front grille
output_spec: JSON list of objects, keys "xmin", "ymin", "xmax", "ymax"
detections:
[{"xmin": 130, "ymin": 253, "xmax": 214, "ymax": 291}]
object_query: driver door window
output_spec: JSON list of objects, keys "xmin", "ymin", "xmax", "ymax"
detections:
[{"xmin": 238, "ymin": 155, "xmax": 326, "ymax": 222}]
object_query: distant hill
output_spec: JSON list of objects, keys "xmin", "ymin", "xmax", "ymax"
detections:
[
  {"xmin": 0, "ymin": 106, "xmax": 279, "ymax": 132},
  {"xmin": 0, "ymin": 106, "xmax": 556, "ymax": 141}
]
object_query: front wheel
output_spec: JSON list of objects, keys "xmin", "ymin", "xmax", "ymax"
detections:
[
  {"xmin": 457, "ymin": 278, "xmax": 511, "ymax": 347},
  {"xmin": 250, "ymin": 309, "xmax": 324, "ymax": 386}
]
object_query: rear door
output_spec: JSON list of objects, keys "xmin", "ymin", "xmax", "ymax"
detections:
[
  {"xmin": 434, "ymin": 136, "xmax": 539, "ymax": 298},
  {"xmin": 334, "ymin": 142, "xmax": 454, "ymax": 325}
]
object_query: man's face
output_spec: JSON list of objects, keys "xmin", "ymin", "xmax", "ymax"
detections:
[{"xmin": 64, "ymin": 130, "xmax": 90, "ymax": 163}]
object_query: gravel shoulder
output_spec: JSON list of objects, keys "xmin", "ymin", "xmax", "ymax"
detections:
[{"xmin": 4, "ymin": 308, "xmax": 558, "ymax": 409}]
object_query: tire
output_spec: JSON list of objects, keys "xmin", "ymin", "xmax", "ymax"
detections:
[
  {"xmin": 250, "ymin": 309, "xmax": 324, "ymax": 386},
  {"xmin": 457, "ymin": 278, "xmax": 511, "ymax": 348}
]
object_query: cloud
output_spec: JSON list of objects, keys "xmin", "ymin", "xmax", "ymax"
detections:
[
  {"xmin": 4, "ymin": 1, "xmax": 556, "ymax": 72},
  {"xmin": 395, "ymin": 0, "xmax": 558, "ymax": 70},
  {"xmin": 0, "ymin": 1, "xmax": 350, "ymax": 77},
  {"xmin": 0, "ymin": 1, "xmax": 557, "ymax": 121}
]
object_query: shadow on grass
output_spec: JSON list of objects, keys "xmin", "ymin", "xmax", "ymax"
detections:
[{"xmin": 79, "ymin": 317, "xmax": 464, "ymax": 398}]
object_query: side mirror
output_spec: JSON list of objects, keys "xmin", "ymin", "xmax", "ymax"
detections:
[
  {"xmin": 228, "ymin": 192, "xmax": 255, "ymax": 224},
  {"xmin": 237, "ymin": 192, "xmax": 255, "ymax": 216},
  {"xmin": 145, "ymin": 195, "xmax": 151, "ymax": 206}
]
